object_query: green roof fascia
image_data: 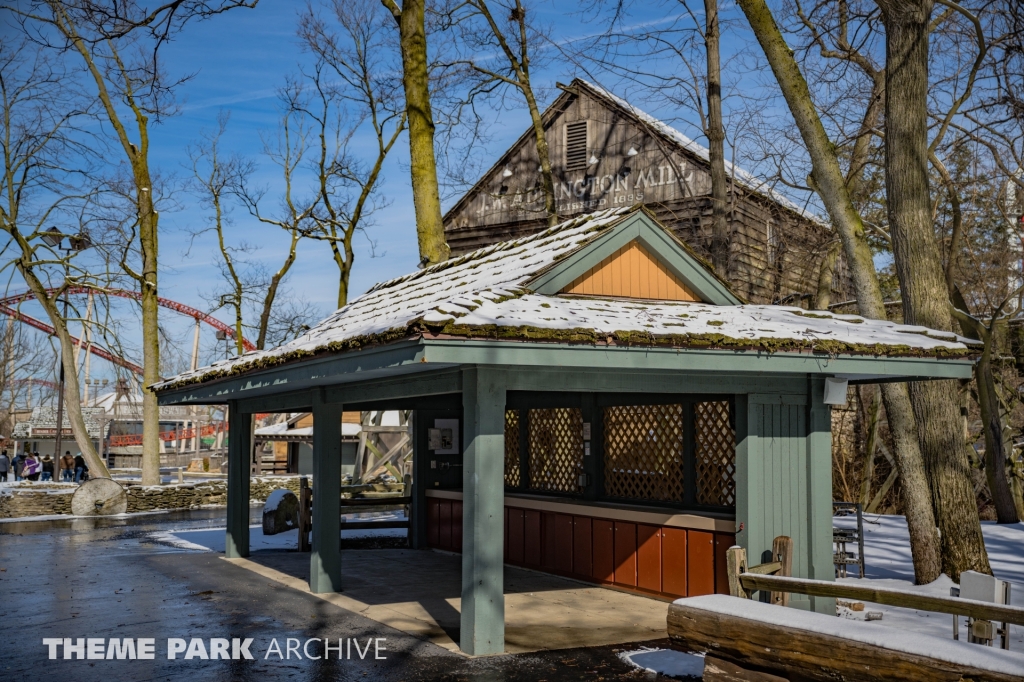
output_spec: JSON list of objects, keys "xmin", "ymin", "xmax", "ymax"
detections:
[
  {"xmin": 418, "ymin": 339, "xmax": 974, "ymax": 382},
  {"xmin": 527, "ymin": 210, "xmax": 742, "ymax": 305}
]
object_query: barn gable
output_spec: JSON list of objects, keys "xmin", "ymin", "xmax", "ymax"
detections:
[{"xmin": 529, "ymin": 210, "xmax": 740, "ymax": 305}]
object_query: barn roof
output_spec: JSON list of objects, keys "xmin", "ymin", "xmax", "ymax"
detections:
[{"xmin": 154, "ymin": 208, "xmax": 972, "ymax": 393}]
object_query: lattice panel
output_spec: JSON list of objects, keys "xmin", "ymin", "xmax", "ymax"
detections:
[
  {"xmin": 695, "ymin": 401, "xmax": 736, "ymax": 506},
  {"xmin": 603, "ymin": 404, "xmax": 685, "ymax": 502},
  {"xmin": 504, "ymin": 410, "xmax": 521, "ymax": 487},
  {"xmin": 527, "ymin": 408, "xmax": 584, "ymax": 493}
]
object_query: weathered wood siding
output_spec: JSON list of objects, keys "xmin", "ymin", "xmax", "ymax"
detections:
[{"xmin": 443, "ymin": 83, "xmax": 850, "ymax": 306}]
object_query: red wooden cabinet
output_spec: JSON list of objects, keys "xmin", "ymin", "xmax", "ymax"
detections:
[
  {"xmin": 687, "ymin": 530, "xmax": 716, "ymax": 596},
  {"xmin": 572, "ymin": 516, "xmax": 592, "ymax": 578},
  {"xmin": 592, "ymin": 518, "xmax": 615, "ymax": 582},
  {"xmin": 613, "ymin": 521, "xmax": 637, "ymax": 587},
  {"xmin": 636, "ymin": 524, "xmax": 662, "ymax": 593},
  {"xmin": 661, "ymin": 527, "xmax": 687, "ymax": 597}
]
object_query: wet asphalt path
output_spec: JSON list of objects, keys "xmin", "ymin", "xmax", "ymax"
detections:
[{"xmin": 0, "ymin": 510, "xmax": 666, "ymax": 681}]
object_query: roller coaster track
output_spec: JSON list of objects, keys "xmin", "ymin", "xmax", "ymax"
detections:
[
  {"xmin": 0, "ymin": 287, "xmax": 255, "ymax": 377},
  {"xmin": 108, "ymin": 421, "xmax": 226, "ymax": 447}
]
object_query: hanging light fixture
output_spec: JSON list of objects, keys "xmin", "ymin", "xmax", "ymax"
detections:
[
  {"xmin": 502, "ymin": 166, "xmax": 513, "ymax": 178},
  {"xmin": 588, "ymin": 154, "xmax": 599, "ymax": 166},
  {"xmin": 627, "ymin": 146, "xmax": 639, "ymax": 157}
]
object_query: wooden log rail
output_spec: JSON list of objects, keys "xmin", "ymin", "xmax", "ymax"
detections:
[{"xmin": 738, "ymin": 573, "xmax": 1024, "ymax": 627}]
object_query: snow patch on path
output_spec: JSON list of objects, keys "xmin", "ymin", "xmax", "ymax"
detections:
[{"xmin": 620, "ymin": 647, "xmax": 704, "ymax": 679}]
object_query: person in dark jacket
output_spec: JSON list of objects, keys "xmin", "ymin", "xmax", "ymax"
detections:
[
  {"xmin": 60, "ymin": 451, "xmax": 74, "ymax": 482},
  {"xmin": 74, "ymin": 453, "xmax": 89, "ymax": 483},
  {"xmin": 12, "ymin": 452, "xmax": 27, "ymax": 481},
  {"xmin": 41, "ymin": 455, "xmax": 55, "ymax": 481},
  {"xmin": 0, "ymin": 450, "xmax": 9, "ymax": 482}
]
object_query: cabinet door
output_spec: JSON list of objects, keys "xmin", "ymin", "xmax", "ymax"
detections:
[
  {"xmin": 613, "ymin": 521, "xmax": 637, "ymax": 587},
  {"xmin": 507, "ymin": 508, "xmax": 525, "ymax": 564},
  {"xmin": 592, "ymin": 518, "xmax": 615, "ymax": 582},
  {"xmin": 439, "ymin": 500, "xmax": 452, "ymax": 550},
  {"xmin": 524, "ymin": 509, "xmax": 542, "ymax": 567},
  {"xmin": 554, "ymin": 514, "xmax": 574, "ymax": 574},
  {"xmin": 687, "ymin": 530, "xmax": 715, "ymax": 596},
  {"xmin": 715, "ymin": 533, "xmax": 735, "ymax": 594},
  {"xmin": 636, "ymin": 525, "xmax": 662, "ymax": 593},
  {"xmin": 426, "ymin": 499, "xmax": 440, "ymax": 547},
  {"xmin": 452, "ymin": 501, "xmax": 463, "ymax": 552},
  {"xmin": 572, "ymin": 516, "xmax": 592, "ymax": 578},
  {"xmin": 661, "ymin": 527, "xmax": 687, "ymax": 597}
]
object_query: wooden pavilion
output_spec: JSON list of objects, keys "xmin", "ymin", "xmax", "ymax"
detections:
[{"xmin": 153, "ymin": 207, "xmax": 974, "ymax": 656}]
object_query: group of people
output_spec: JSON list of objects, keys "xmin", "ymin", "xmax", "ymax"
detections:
[{"xmin": 0, "ymin": 450, "xmax": 89, "ymax": 483}]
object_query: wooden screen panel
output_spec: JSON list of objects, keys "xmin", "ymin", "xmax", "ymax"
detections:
[
  {"xmin": 427, "ymin": 499, "xmax": 440, "ymax": 547},
  {"xmin": 563, "ymin": 240, "xmax": 700, "ymax": 301},
  {"xmin": 524, "ymin": 509, "xmax": 542, "ymax": 567},
  {"xmin": 603, "ymin": 404, "xmax": 685, "ymax": 503},
  {"xmin": 572, "ymin": 516, "xmax": 592, "ymax": 578},
  {"xmin": 527, "ymin": 408, "xmax": 584, "ymax": 494},
  {"xmin": 715, "ymin": 533, "xmax": 734, "ymax": 595},
  {"xmin": 636, "ymin": 525, "xmax": 662, "ymax": 593},
  {"xmin": 592, "ymin": 519, "xmax": 615, "ymax": 582},
  {"xmin": 695, "ymin": 401, "xmax": 736, "ymax": 507},
  {"xmin": 613, "ymin": 521, "xmax": 638, "ymax": 587},
  {"xmin": 438, "ymin": 500, "xmax": 452, "ymax": 550},
  {"xmin": 505, "ymin": 410, "xmax": 521, "ymax": 487},
  {"xmin": 662, "ymin": 527, "xmax": 688, "ymax": 597},
  {"xmin": 687, "ymin": 530, "xmax": 716, "ymax": 596},
  {"xmin": 452, "ymin": 501, "xmax": 463, "ymax": 552},
  {"xmin": 507, "ymin": 508, "xmax": 525, "ymax": 564}
]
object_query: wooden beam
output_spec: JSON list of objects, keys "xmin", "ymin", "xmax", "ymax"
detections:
[
  {"xmin": 668, "ymin": 601, "xmax": 1021, "ymax": 682},
  {"xmin": 225, "ymin": 401, "xmax": 251, "ymax": 559},
  {"xmin": 460, "ymin": 366, "xmax": 507, "ymax": 655},
  {"xmin": 738, "ymin": 574, "xmax": 1024, "ymax": 626},
  {"xmin": 309, "ymin": 392, "xmax": 342, "ymax": 593}
]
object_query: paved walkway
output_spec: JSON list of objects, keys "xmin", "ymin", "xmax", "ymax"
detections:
[{"xmin": 233, "ymin": 547, "xmax": 669, "ymax": 654}]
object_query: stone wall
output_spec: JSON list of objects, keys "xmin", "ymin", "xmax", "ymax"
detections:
[{"xmin": 0, "ymin": 476, "xmax": 306, "ymax": 518}]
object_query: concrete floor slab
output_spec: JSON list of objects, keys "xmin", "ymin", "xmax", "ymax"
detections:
[{"xmin": 232, "ymin": 548, "xmax": 668, "ymax": 654}]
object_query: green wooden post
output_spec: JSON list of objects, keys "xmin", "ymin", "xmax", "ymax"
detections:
[
  {"xmin": 226, "ymin": 401, "xmax": 251, "ymax": 559},
  {"xmin": 310, "ymin": 391, "xmax": 342, "ymax": 593},
  {"xmin": 734, "ymin": 394, "xmax": 751, "ymax": 553},
  {"xmin": 460, "ymin": 366, "xmax": 506, "ymax": 655},
  {"xmin": 807, "ymin": 377, "xmax": 836, "ymax": 614},
  {"xmin": 411, "ymin": 410, "xmax": 427, "ymax": 549}
]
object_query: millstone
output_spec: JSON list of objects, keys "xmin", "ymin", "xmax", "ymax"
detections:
[{"xmin": 71, "ymin": 478, "xmax": 128, "ymax": 516}]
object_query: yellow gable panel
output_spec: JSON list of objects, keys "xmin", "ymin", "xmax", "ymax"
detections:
[{"xmin": 562, "ymin": 240, "xmax": 701, "ymax": 301}]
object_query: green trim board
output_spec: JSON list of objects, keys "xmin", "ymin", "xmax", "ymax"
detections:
[
  {"xmin": 157, "ymin": 337, "xmax": 974, "ymax": 408},
  {"xmin": 526, "ymin": 210, "xmax": 742, "ymax": 305}
]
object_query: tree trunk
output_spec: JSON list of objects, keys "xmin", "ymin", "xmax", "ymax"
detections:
[
  {"xmin": 876, "ymin": 0, "xmax": 990, "ymax": 578},
  {"xmin": 704, "ymin": 0, "xmax": 730, "ymax": 276},
  {"xmin": 522, "ymin": 84, "xmax": 557, "ymax": 227},
  {"xmin": 138, "ymin": 180, "xmax": 162, "ymax": 486},
  {"xmin": 385, "ymin": 0, "xmax": 449, "ymax": 265},
  {"xmin": 737, "ymin": 0, "xmax": 942, "ymax": 583},
  {"xmin": 813, "ymin": 240, "xmax": 840, "ymax": 310}
]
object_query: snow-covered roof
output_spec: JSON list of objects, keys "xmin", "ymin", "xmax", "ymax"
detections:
[
  {"xmin": 577, "ymin": 80, "xmax": 823, "ymax": 223},
  {"xmin": 11, "ymin": 406, "xmax": 107, "ymax": 440},
  {"xmin": 154, "ymin": 207, "xmax": 972, "ymax": 392}
]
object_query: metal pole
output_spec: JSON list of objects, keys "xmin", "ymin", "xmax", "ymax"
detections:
[{"xmin": 53, "ymin": 297, "xmax": 67, "ymax": 482}]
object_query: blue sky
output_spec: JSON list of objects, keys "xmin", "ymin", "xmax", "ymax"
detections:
[{"xmin": 8, "ymin": 0, "xmax": 819, "ymax": 385}]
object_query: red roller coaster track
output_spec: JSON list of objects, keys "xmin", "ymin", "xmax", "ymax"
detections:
[{"xmin": 0, "ymin": 287, "xmax": 256, "ymax": 377}]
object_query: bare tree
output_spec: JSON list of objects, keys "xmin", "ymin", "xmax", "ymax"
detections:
[
  {"xmin": 6, "ymin": 0, "xmax": 258, "ymax": 485},
  {"xmin": 0, "ymin": 39, "xmax": 110, "ymax": 476},
  {"xmin": 381, "ymin": 0, "xmax": 449, "ymax": 265}
]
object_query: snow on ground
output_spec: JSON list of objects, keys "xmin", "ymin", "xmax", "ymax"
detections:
[
  {"xmin": 0, "ymin": 510, "xmax": 169, "ymax": 523},
  {"xmin": 620, "ymin": 647, "xmax": 704, "ymax": 679},
  {"xmin": 150, "ymin": 512, "xmax": 408, "ymax": 553},
  {"xmin": 834, "ymin": 513, "xmax": 1024, "ymax": 649}
]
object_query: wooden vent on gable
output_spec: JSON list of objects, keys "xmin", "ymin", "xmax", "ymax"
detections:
[
  {"xmin": 563, "ymin": 240, "xmax": 700, "ymax": 301},
  {"xmin": 565, "ymin": 120, "xmax": 588, "ymax": 171}
]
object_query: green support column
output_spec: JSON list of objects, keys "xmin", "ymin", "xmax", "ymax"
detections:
[
  {"xmin": 460, "ymin": 366, "xmax": 506, "ymax": 656},
  {"xmin": 733, "ymin": 394, "xmax": 751, "ymax": 553},
  {"xmin": 226, "ymin": 401, "xmax": 251, "ymax": 559},
  {"xmin": 807, "ymin": 377, "xmax": 836, "ymax": 614},
  {"xmin": 310, "ymin": 391, "xmax": 342, "ymax": 593}
]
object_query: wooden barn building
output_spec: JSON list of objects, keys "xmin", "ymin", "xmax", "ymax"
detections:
[
  {"xmin": 444, "ymin": 79, "xmax": 848, "ymax": 306},
  {"xmin": 154, "ymin": 207, "xmax": 972, "ymax": 656}
]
